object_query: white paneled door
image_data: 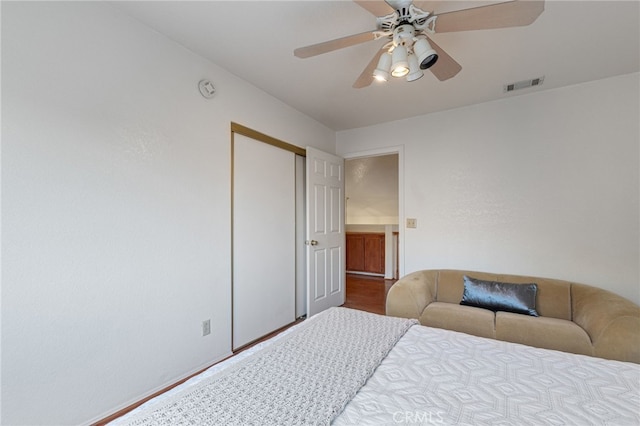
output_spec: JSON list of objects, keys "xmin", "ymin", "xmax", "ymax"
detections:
[
  {"xmin": 306, "ymin": 147, "xmax": 345, "ymax": 317},
  {"xmin": 233, "ymin": 134, "xmax": 296, "ymax": 350}
]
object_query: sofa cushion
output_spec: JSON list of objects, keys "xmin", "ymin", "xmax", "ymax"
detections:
[
  {"xmin": 497, "ymin": 274, "xmax": 571, "ymax": 320},
  {"xmin": 496, "ymin": 311, "xmax": 593, "ymax": 356},
  {"xmin": 433, "ymin": 270, "xmax": 572, "ymax": 320},
  {"xmin": 461, "ymin": 275, "xmax": 539, "ymax": 316},
  {"xmin": 421, "ymin": 302, "xmax": 495, "ymax": 339}
]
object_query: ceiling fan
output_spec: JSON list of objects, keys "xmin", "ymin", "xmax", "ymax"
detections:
[{"xmin": 294, "ymin": 0, "xmax": 545, "ymax": 88}]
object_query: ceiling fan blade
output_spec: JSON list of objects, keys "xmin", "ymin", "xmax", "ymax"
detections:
[
  {"xmin": 294, "ymin": 31, "xmax": 378, "ymax": 58},
  {"xmin": 353, "ymin": 1, "xmax": 394, "ymax": 16},
  {"xmin": 353, "ymin": 48, "xmax": 386, "ymax": 89},
  {"xmin": 434, "ymin": 0, "xmax": 544, "ymax": 33},
  {"xmin": 413, "ymin": 1, "xmax": 442, "ymax": 13},
  {"xmin": 427, "ymin": 37, "xmax": 462, "ymax": 81}
]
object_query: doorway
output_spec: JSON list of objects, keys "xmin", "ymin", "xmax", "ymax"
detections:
[
  {"xmin": 343, "ymin": 146, "xmax": 404, "ymax": 280},
  {"xmin": 345, "ymin": 153, "xmax": 400, "ymax": 279}
]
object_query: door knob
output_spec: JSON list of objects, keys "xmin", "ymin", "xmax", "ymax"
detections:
[{"xmin": 306, "ymin": 240, "xmax": 319, "ymax": 246}]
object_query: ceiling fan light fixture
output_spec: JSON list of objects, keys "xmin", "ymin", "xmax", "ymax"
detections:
[
  {"xmin": 390, "ymin": 45, "xmax": 409, "ymax": 78},
  {"xmin": 373, "ymin": 52, "xmax": 392, "ymax": 82},
  {"xmin": 413, "ymin": 37, "xmax": 438, "ymax": 70},
  {"xmin": 406, "ymin": 53, "xmax": 423, "ymax": 82}
]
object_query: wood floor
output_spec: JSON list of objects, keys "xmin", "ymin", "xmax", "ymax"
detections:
[
  {"xmin": 342, "ymin": 273, "xmax": 396, "ymax": 315},
  {"xmin": 238, "ymin": 273, "xmax": 392, "ymax": 351}
]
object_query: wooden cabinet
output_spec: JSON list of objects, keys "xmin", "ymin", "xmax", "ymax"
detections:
[
  {"xmin": 346, "ymin": 234, "xmax": 366, "ymax": 272},
  {"xmin": 346, "ymin": 233, "xmax": 385, "ymax": 275}
]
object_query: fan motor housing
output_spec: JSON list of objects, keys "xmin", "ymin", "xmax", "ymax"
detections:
[{"xmin": 393, "ymin": 24, "xmax": 415, "ymax": 46}]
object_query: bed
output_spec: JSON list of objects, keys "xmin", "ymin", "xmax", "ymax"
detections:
[{"xmin": 111, "ymin": 307, "xmax": 640, "ymax": 425}]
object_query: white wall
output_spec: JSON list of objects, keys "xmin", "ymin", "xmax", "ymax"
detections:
[
  {"xmin": 345, "ymin": 155, "xmax": 399, "ymax": 225},
  {"xmin": 1, "ymin": 2, "xmax": 334, "ymax": 425},
  {"xmin": 337, "ymin": 73, "xmax": 640, "ymax": 305}
]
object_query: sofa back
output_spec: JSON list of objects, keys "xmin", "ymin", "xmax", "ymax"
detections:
[
  {"xmin": 387, "ymin": 269, "xmax": 640, "ymax": 363},
  {"xmin": 434, "ymin": 270, "xmax": 573, "ymax": 320}
]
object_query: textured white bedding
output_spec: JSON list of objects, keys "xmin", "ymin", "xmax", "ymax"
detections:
[
  {"xmin": 113, "ymin": 308, "xmax": 416, "ymax": 425},
  {"xmin": 335, "ymin": 325, "xmax": 640, "ymax": 425},
  {"xmin": 110, "ymin": 316, "xmax": 308, "ymax": 424},
  {"xmin": 112, "ymin": 309, "xmax": 640, "ymax": 425}
]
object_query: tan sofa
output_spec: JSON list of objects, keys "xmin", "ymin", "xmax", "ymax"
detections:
[{"xmin": 386, "ymin": 269, "xmax": 640, "ymax": 364}]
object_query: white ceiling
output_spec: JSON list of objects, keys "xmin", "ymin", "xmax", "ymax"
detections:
[{"xmin": 111, "ymin": 1, "xmax": 639, "ymax": 131}]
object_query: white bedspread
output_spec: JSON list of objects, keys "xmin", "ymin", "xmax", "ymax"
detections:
[
  {"xmin": 335, "ymin": 325, "xmax": 640, "ymax": 425},
  {"xmin": 113, "ymin": 310, "xmax": 640, "ymax": 426},
  {"xmin": 116, "ymin": 308, "xmax": 416, "ymax": 425}
]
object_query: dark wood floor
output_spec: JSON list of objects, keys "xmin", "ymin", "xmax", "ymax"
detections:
[
  {"xmin": 343, "ymin": 273, "xmax": 396, "ymax": 315},
  {"xmin": 239, "ymin": 274, "xmax": 392, "ymax": 351}
]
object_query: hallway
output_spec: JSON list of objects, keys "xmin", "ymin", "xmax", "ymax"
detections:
[{"xmin": 342, "ymin": 273, "xmax": 396, "ymax": 315}]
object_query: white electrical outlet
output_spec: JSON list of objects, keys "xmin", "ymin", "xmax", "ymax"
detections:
[
  {"xmin": 202, "ymin": 319, "xmax": 211, "ymax": 336},
  {"xmin": 406, "ymin": 218, "xmax": 417, "ymax": 228}
]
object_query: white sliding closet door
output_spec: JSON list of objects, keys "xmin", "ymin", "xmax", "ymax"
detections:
[{"xmin": 233, "ymin": 134, "xmax": 296, "ymax": 350}]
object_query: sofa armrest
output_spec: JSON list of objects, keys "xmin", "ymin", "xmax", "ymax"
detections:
[
  {"xmin": 386, "ymin": 270, "xmax": 438, "ymax": 320},
  {"xmin": 572, "ymin": 283, "xmax": 640, "ymax": 363}
]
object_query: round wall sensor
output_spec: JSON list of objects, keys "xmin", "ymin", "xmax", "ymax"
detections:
[{"xmin": 198, "ymin": 79, "xmax": 216, "ymax": 99}]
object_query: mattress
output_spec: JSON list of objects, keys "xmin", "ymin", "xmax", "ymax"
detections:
[
  {"xmin": 335, "ymin": 325, "xmax": 640, "ymax": 425},
  {"xmin": 112, "ymin": 309, "xmax": 640, "ymax": 425}
]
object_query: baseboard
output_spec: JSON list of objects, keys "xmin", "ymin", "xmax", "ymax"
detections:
[
  {"xmin": 88, "ymin": 352, "xmax": 233, "ymax": 425},
  {"xmin": 346, "ymin": 271, "xmax": 385, "ymax": 277}
]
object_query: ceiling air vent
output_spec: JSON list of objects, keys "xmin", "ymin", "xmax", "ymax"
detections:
[{"xmin": 504, "ymin": 76, "xmax": 545, "ymax": 93}]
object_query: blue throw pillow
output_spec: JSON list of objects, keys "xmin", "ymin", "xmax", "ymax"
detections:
[{"xmin": 460, "ymin": 275, "xmax": 539, "ymax": 317}]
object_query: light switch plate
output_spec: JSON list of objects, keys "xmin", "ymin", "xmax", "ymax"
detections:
[{"xmin": 406, "ymin": 218, "xmax": 417, "ymax": 228}]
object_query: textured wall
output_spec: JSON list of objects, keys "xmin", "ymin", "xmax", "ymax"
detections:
[
  {"xmin": 1, "ymin": 2, "xmax": 334, "ymax": 424},
  {"xmin": 338, "ymin": 73, "xmax": 640, "ymax": 305},
  {"xmin": 346, "ymin": 154, "xmax": 399, "ymax": 225}
]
